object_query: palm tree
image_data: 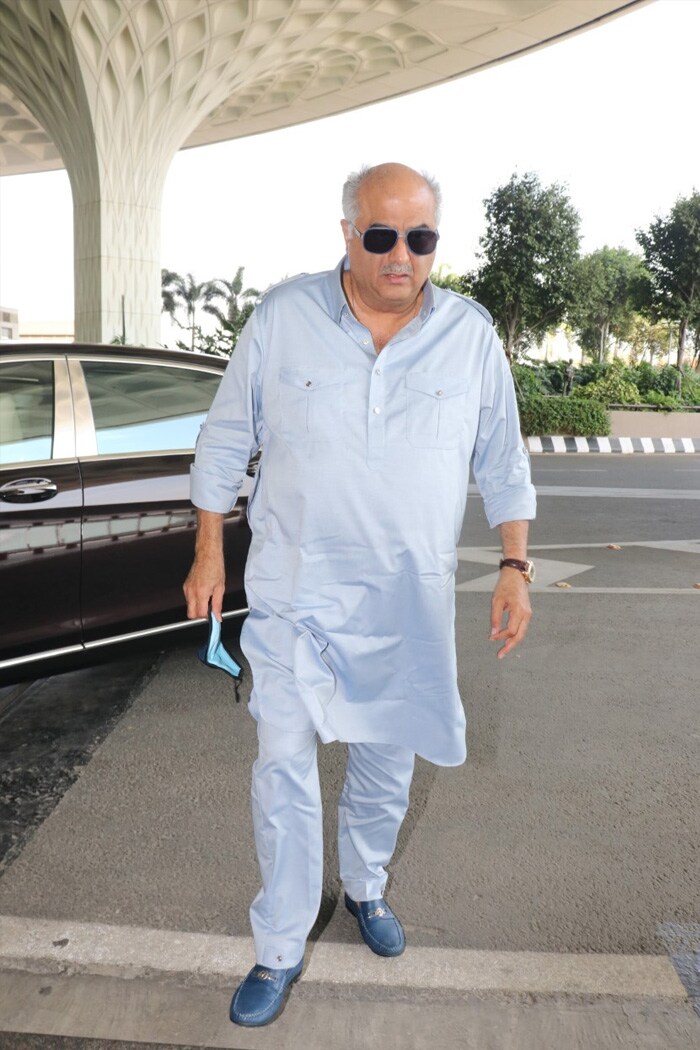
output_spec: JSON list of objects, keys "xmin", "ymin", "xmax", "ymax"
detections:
[
  {"xmin": 161, "ymin": 270, "xmax": 222, "ymax": 352},
  {"xmin": 205, "ymin": 266, "xmax": 260, "ymax": 331}
]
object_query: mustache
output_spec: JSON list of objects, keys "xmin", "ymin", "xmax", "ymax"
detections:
[{"xmin": 379, "ymin": 263, "xmax": 413, "ymax": 275}]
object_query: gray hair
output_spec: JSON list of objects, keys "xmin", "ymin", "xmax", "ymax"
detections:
[{"xmin": 342, "ymin": 164, "xmax": 442, "ymax": 227}]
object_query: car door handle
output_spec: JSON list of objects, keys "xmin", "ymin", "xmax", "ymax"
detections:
[{"xmin": 0, "ymin": 477, "xmax": 59, "ymax": 503}]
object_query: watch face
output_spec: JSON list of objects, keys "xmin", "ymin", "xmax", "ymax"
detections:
[{"xmin": 525, "ymin": 560, "xmax": 536, "ymax": 583}]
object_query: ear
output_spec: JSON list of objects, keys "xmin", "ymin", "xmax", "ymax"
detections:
[{"xmin": 340, "ymin": 219, "xmax": 352, "ymax": 246}]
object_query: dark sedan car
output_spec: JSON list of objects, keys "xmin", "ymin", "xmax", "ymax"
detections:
[{"xmin": 0, "ymin": 343, "xmax": 254, "ymax": 676}]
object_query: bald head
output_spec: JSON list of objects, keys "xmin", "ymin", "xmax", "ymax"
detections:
[{"xmin": 342, "ymin": 163, "xmax": 442, "ymax": 226}]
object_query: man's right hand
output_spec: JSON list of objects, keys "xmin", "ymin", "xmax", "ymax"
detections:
[{"xmin": 183, "ymin": 510, "xmax": 226, "ymax": 621}]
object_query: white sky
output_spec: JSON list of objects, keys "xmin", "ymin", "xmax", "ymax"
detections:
[{"xmin": 0, "ymin": 0, "xmax": 698, "ymax": 343}]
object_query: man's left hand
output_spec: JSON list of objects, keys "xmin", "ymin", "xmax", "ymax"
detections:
[{"xmin": 490, "ymin": 571, "xmax": 532, "ymax": 660}]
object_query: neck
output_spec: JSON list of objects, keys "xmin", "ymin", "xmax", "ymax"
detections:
[
  {"xmin": 343, "ymin": 272, "xmax": 423, "ymax": 326},
  {"xmin": 343, "ymin": 272, "xmax": 423, "ymax": 353}
]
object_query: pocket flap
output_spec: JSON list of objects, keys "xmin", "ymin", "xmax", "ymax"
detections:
[
  {"xmin": 279, "ymin": 367, "xmax": 345, "ymax": 391},
  {"xmin": 406, "ymin": 373, "xmax": 469, "ymax": 399}
]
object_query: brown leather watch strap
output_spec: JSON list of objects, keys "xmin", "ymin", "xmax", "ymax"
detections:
[{"xmin": 499, "ymin": 558, "xmax": 535, "ymax": 583}]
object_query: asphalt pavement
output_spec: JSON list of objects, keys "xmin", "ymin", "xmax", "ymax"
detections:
[{"xmin": 0, "ymin": 454, "xmax": 698, "ymax": 1049}]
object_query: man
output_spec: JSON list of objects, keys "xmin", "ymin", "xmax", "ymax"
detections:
[
  {"xmin": 563, "ymin": 358, "xmax": 575, "ymax": 395},
  {"xmin": 184, "ymin": 162, "xmax": 536, "ymax": 1027}
]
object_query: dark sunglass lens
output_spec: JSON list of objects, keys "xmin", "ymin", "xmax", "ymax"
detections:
[
  {"xmin": 362, "ymin": 228, "xmax": 399, "ymax": 254},
  {"xmin": 406, "ymin": 229, "xmax": 438, "ymax": 255}
]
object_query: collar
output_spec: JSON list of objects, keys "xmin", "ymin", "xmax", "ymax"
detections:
[{"xmin": 329, "ymin": 256, "xmax": 435, "ymax": 325}]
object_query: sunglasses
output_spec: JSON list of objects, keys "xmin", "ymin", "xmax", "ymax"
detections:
[{"xmin": 349, "ymin": 223, "xmax": 439, "ymax": 256}]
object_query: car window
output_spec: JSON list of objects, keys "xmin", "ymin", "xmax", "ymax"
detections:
[
  {"xmin": 81, "ymin": 361, "xmax": 222, "ymax": 455},
  {"xmin": 0, "ymin": 360, "xmax": 54, "ymax": 465}
]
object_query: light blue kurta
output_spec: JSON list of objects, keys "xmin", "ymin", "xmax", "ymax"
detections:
[{"xmin": 191, "ymin": 259, "xmax": 536, "ymax": 766}]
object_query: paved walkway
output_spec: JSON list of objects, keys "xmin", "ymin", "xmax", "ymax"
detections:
[{"xmin": 0, "ymin": 461, "xmax": 698, "ymax": 1047}]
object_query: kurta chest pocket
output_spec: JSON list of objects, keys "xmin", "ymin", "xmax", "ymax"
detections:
[
  {"xmin": 406, "ymin": 373, "xmax": 469, "ymax": 449},
  {"xmin": 277, "ymin": 368, "xmax": 345, "ymax": 441}
]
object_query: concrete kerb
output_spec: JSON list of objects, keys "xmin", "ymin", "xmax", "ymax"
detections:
[
  {"xmin": 0, "ymin": 915, "xmax": 688, "ymax": 1004},
  {"xmin": 527, "ymin": 436, "xmax": 700, "ymax": 453}
]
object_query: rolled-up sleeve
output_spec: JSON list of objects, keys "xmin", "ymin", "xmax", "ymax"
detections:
[
  {"xmin": 190, "ymin": 312, "xmax": 264, "ymax": 513},
  {"xmin": 471, "ymin": 332, "xmax": 537, "ymax": 529}
]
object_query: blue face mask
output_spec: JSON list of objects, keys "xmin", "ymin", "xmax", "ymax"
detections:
[{"xmin": 198, "ymin": 612, "xmax": 243, "ymax": 699}]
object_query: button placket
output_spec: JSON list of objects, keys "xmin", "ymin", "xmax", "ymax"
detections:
[
  {"xmin": 367, "ymin": 362, "xmax": 385, "ymax": 465},
  {"xmin": 340, "ymin": 307, "xmax": 375, "ymax": 359}
]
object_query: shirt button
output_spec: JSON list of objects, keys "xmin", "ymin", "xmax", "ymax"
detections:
[
  {"xmin": 305, "ymin": 380, "xmax": 312, "ymax": 387},
  {"xmin": 375, "ymin": 368, "xmax": 381, "ymax": 375},
  {"xmin": 373, "ymin": 406, "xmax": 381, "ymax": 415},
  {"xmin": 362, "ymin": 339, "xmax": 370, "ymax": 346},
  {"xmin": 436, "ymin": 389, "xmax": 443, "ymax": 396}
]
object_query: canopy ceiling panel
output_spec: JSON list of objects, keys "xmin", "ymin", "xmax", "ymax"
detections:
[{"xmin": 0, "ymin": 0, "xmax": 645, "ymax": 177}]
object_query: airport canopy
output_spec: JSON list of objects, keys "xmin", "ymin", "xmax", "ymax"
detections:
[{"xmin": 0, "ymin": 0, "xmax": 645, "ymax": 343}]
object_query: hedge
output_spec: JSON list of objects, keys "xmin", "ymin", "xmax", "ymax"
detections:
[{"xmin": 517, "ymin": 394, "xmax": 611, "ymax": 437}]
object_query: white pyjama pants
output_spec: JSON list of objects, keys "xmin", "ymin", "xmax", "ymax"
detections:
[{"xmin": 250, "ymin": 717, "xmax": 415, "ymax": 969}]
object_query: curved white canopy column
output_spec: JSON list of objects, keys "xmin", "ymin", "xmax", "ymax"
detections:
[
  {"xmin": 0, "ymin": 0, "xmax": 283, "ymax": 344},
  {"xmin": 0, "ymin": 0, "xmax": 110, "ymax": 341},
  {"xmin": 60, "ymin": 0, "xmax": 240, "ymax": 345}
]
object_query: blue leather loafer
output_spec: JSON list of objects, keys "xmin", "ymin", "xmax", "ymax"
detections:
[
  {"xmin": 344, "ymin": 893, "xmax": 406, "ymax": 957},
  {"xmin": 229, "ymin": 959, "xmax": 303, "ymax": 1027}
]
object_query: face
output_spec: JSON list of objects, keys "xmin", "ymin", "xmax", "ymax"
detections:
[{"xmin": 341, "ymin": 167, "xmax": 438, "ymax": 314}]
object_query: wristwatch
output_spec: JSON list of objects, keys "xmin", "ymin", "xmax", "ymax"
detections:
[{"xmin": 499, "ymin": 558, "xmax": 536, "ymax": 584}]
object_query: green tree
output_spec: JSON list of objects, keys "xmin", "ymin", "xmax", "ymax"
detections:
[
  {"xmin": 568, "ymin": 247, "xmax": 647, "ymax": 362},
  {"xmin": 626, "ymin": 315, "xmax": 674, "ymax": 366},
  {"xmin": 636, "ymin": 191, "xmax": 700, "ymax": 370},
  {"xmin": 468, "ymin": 172, "xmax": 581, "ymax": 360},
  {"xmin": 206, "ymin": 266, "xmax": 260, "ymax": 345},
  {"xmin": 161, "ymin": 270, "xmax": 222, "ymax": 353},
  {"xmin": 430, "ymin": 266, "xmax": 469, "ymax": 294},
  {"xmin": 190, "ymin": 305, "xmax": 258, "ymax": 357},
  {"xmin": 691, "ymin": 323, "xmax": 700, "ymax": 370}
]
